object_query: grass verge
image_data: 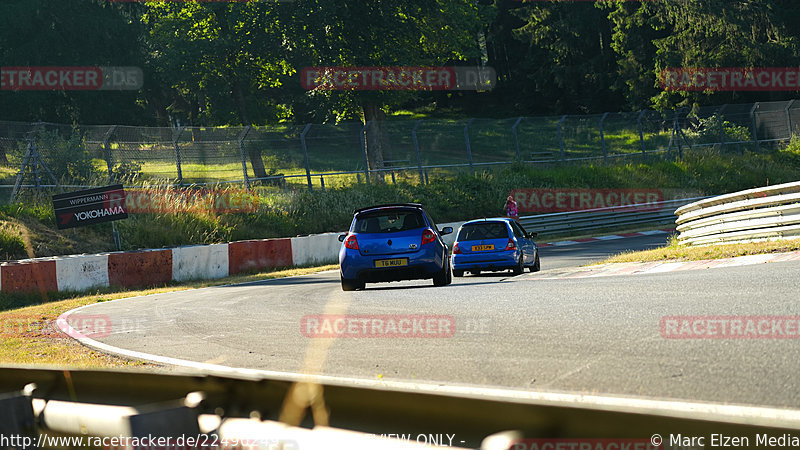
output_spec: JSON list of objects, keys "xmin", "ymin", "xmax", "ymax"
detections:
[
  {"xmin": 601, "ymin": 237, "xmax": 800, "ymax": 264},
  {"xmin": 0, "ymin": 264, "xmax": 338, "ymax": 368}
]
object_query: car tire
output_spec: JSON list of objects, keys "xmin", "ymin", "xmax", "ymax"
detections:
[
  {"xmin": 513, "ymin": 253, "xmax": 524, "ymax": 275},
  {"xmin": 341, "ymin": 276, "xmax": 364, "ymax": 291},
  {"xmin": 452, "ymin": 269, "xmax": 464, "ymax": 277},
  {"xmin": 433, "ymin": 256, "xmax": 452, "ymax": 286},
  {"xmin": 531, "ymin": 252, "xmax": 541, "ymax": 272}
]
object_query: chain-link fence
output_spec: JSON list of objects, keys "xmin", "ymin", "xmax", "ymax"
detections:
[{"xmin": 2, "ymin": 99, "xmax": 799, "ymax": 204}]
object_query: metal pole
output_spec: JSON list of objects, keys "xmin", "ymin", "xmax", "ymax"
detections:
[
  {"xmin": 599, "ymin": 112, "xmax": 609, "ymax": 163},
  {"xmin": 717, "ymin": 104, "xmax": 727, "ymax": 151},
  {"xmin": 102, "ymin": 125, "xmax": 118, "ymax": 183},
  {"xmin": 173, "ymin": 126, "xmax": 186, "ymax": 186},
  {"xmin": 464, "ymin": 118, "xmax": 475, "ymax": 174},
  {"xmin": 750, "ymin": 102, "xmax": 760, "ymax": 149},
  {"xmin": 361, "ymin": 121, "xmax": 371, "ymax": 185},
  {"xmin": 31, "ymin": 137, "xmax": 41, "ymax": 198},
  {"xmin": 412, "ymin": 120, "xmax": 425, "ymax": 184},
  {"xmin": 557, "ymin": 115, "xmax": 567, "ymax": 163},
  {"xmin": 784, "ymin": 100, "xmax": 796, "ymax": 140},
  {"xmin": 512, "ymin": 116, "xmax": 523, "ymax": 162},
  {"xmin": 637, "ymin": 110, "xmax": 646, "ymax": 157},
  {"xmin": 237, "ymin": 126, "xmax": 252, "ymax": 190},
  {"xmin": 300, "ymin": 123, "xmax": 313, "ymax": 191}
]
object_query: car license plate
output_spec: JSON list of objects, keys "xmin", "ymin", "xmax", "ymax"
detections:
[
  {"xmin": 375, "ymin": 258, "xmax": 408, "ymax": 268},
  {"xmin": 472, "ymin": 244, "xmax": 495, "ymax": 251}
]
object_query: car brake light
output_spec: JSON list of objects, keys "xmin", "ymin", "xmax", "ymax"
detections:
[
  {"xmin": 344, "ymin": 235, "xmax": 359, "ymax": 250},
  {"xmin": 505, "ymin": 239, "xmax": 516, "ymax": 250},
  {"xmin": 452, "ymin": 243, "xmax": 462, "ymax": 254},
  {"xmin": 421, "ymin": 229, "xmax": 436, "ymax": 245}
]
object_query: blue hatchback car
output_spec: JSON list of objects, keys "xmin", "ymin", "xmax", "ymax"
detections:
[
  {"xmin": 451, "ymin": 218, "xmax": 540, "ymax": 276},
  {"xmin": 338, "ymin": 203, "xmax": 454, "ymax": 291}
]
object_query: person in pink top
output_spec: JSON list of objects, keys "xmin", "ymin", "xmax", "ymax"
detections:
[{"xmin": 504, "ymin": 195, "xmax": 519, "ymax": 221}]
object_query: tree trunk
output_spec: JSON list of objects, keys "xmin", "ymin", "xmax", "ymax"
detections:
[
  {"xmin": 212, "ymin": 6, "xmax": 268, "ymax": 180},
  {"xmin": 362, "ymin": 102, "xmax": 386, "ymax": 184}
]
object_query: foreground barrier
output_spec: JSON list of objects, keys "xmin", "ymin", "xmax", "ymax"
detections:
[
  {"xmin": 676, "ymin": 181, "xmax": 800, "ymax": 245},
  {"xmin": 0, "ymin": 366, "xmax": 798, "ymax": 449}
]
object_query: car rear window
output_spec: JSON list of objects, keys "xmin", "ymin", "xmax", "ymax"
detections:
[
  {"xmin": 457, "ymin": 222, "xmax": 509, "ymax": 241},
  {"xmin": 354, "ymin": 210, "xmax": 426, "ymax": 234}
]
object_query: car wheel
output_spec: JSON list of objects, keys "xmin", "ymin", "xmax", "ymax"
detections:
[
  {"xmin": 433, "ymin": 256, "xmax": 452, "ymax": 286},
  {"xmin": 341, "ymin": 276, "xmax": 364, "ymax": 291},
  {"xmin": 531, "ymin": 252, "xmax": 541, "ymax": 272},
  {"xmin": 452, "ymin": 269, "xmax": 464, "ymax": 277},
  {"xmin": 512, "ymin": 253, "xmax": 524, "ymax": 275}
]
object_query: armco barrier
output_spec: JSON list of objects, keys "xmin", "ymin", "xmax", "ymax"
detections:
[{"xmin": 676, "ymin": 181, "xmax": 800, "ymax": 245}]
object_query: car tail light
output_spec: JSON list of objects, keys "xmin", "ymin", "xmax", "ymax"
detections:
[
  {"xmin": 344, "ymin": 235, "xmax": 359, "ymax": 250},
  {"xmin": 421, "ymin": 229, "xmax": 436, "ymax": 245},
  {"xmin": 452, "ymin": 243, "xmax": 462, "ymax": 254},
  {"xmin": 505, "ymin": 239, "xmax": 516, "ymax": 251}
]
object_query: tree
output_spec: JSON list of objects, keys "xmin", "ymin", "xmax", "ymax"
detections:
[{"xmin": 282, "ymin": 0, "xmax": 491, "ymax": 180}]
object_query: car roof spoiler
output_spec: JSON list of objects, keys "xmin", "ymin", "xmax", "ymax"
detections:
[{"xmin": 353, "ymin": 203, "xmax": 423, "ymax": 214}]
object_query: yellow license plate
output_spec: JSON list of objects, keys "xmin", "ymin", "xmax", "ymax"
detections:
[
  {"xmin": 375, "ymin": 258, "xmax": 408, "ymax": 268},
  {"xmin": 472, "ymin": 245, "xmax": 495, "ymax": 251}
]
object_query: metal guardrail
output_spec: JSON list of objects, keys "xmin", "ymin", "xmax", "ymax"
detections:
[
  {"xmin": 675, "ymin": 182, "xmax": 800, "ymax": 246},
  {"xmin": 519, "ymin": 197, "xmax": 709, "ymax": 237},
  {"xmin": 1, "ymin": 366, "xmax": 800, "ymax": 449}
]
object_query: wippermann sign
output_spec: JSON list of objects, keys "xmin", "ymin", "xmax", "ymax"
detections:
[{"xmin": 52, "ymin": 185, "xmax": 128, "ymax": 230}]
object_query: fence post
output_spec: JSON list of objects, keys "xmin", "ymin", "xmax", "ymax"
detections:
[
  {"xmin": 412, "ymin": 119, "xmax": 425, "ymax": 184},
  {"xmin": 512, "ymin": 116, "xmax": 523, "ymax": 162},
  {"xmin": 599, "ymin": 112, "xmax": 609, "ymax": 163},
  {"xmin": 717, "ymin": 104, "xmax": 727, "ymax": 151},
  {"xmin": 300, "ymin": 123, "xmax": 313, "ymax": 191},
  {"xmin": 784, "ymin": 100, "xmax": 796, "ymax": 140},
  {"xmin": 173, "ymin": 126, "xmax": 186, "ymax": 186},
  {"xmin": 102, "ymin": 125, "xmax": 118, "ymax": 183},
  {"xmin": 237, "ymin": 126, "xmax": 252, "ymax": 190},
  {"xmin": 637, "ymin": 110, "xmax": 646, "ymax": 158},
  {"xmin": 750, "ymin": 102, "xmax": 760, "ymax": 149},
  {"xmin": 557, "ymin": 115, "xmax": 567, "ymax": 163},
  {"xmin": 361, "ymin": 121, "xmax": 371, "ymax": 185},
  {"xmin": 464, "ymin": 118, "xmax": 475, "ymax": 174}
]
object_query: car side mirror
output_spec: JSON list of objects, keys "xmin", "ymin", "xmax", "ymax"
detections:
[
  {"xmin": 338, "ymin": 234, "xmax": 346, "ymax": 242},
  {"xmin": 440, "ymin": 227, "xmax": 453, "ymax": 236}
]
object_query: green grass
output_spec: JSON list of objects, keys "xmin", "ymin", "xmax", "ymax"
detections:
[
  {"xmin": 600, "ymin": 237, "xmax": 800, "ymax": 264},
  {"xmin": 2, "ymin": 142, "xmax": 800, "ymax": 260}
]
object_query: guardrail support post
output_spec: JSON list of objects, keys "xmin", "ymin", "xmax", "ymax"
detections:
[
  {"xmin": 784, "ymin": 100, "xmax": 796, "ymax": 141},
  {"xmin": 512, "ymin": 116, "xmax": 523, "ymax": 162},
  {"xmin": 412, "ymin": 119, "xmax": 425, "ymax": 184},
  {"xmin": 300, "ymin": 123, "xmax": 313, "ymax": 191},
  {"xmin": 237, "ymin": 126, "xmax": 252, "ymax": 190},
  {"xmin": 557, "ymin": 115, "xmax": 567, "ymax": 163},
  {"xmin": 102, "ymin": 125, "xmax": 118, "ymax": 183},
  {"xmin": 750, "ymin": 102, "xmax": 760, "ymax": 151},
  {"xmin": 360, "ymin": 121, "xmax": 371, "ymax": 185},
  {"xmin": 173, "ymin": 126, "xmax": 186, "ymax": 186},
  {"xmin": 464, "ymin": 118, "xmax": 475, "ymax": 175},
  {"xmin": 599, "ymin": 112, "xmax": 609, "ymax": 163},
  {"xmin": 637, "ymin": 110, "xmax": 646, "ymax": 158}
]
